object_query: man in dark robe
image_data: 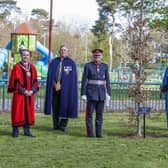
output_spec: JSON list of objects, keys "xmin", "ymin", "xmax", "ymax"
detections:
[
  {"xmin": 44, "ymin": 45, "xmax": 78, "ymax": 131},
  {"xmin": 161, "ymin": 66, "xmax": 168, "ymax": 127},
  {"xmin": 8, "ymin": 49, "xmax": 39, "ymax": 137}
]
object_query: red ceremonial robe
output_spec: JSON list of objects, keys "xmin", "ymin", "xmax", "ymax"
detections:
[{"xmin": 8, "ymin": 62, "xmax": 39, "ymax": 127}]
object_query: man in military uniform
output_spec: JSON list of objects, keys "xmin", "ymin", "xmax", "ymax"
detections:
[{"xmin": 81, "ymin": 49, "xmax": 111, "ymax": 137}]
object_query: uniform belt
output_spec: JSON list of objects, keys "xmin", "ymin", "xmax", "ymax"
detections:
[{"xmin": 88, "ymin": 80, "xmax": 106, "ymax": 85}]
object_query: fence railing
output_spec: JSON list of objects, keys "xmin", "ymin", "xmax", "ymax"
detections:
[{"xmin": 0, "ymin": 79, "xmax": 165, "ymax": 113}]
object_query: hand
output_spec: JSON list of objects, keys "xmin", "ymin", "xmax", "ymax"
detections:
[
  {"xmin": 106, "ymin": 93, "xmax": 110, "ymax": 100},
  {"xmin": 105, "ymin": 93, "xmax": 110, "ymax": 107},
  {"xmin": 24, "ymin": 90, "xmax": 33, "ymax": 96},
  {"xmin": 81, "ymin": 95, "xmax": 87, "ymax": 100},
  {"xmin": 24, "ymin": 90, "xmax": 29, "ymax": 96},
  {"xmin": 28, "ymin": 90, "xmax": 33, "ymax": 96}
]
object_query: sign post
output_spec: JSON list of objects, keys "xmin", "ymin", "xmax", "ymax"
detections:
[{"xmin": 138, "ymin": 107, "xmax": 151, "ymax": 138}]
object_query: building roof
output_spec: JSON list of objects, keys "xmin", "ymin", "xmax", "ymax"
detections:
[{"xmin": 12, "ymin": 22, "xmax": 37, "ymax": 35}]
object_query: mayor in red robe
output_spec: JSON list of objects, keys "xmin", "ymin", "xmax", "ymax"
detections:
[{"xmin": 8, "ymin": 49, "xmax": 39, "ymax": 137}]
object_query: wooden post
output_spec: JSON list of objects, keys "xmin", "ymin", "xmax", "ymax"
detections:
[
  {"xmin": 143, "ymin": 114, "xmax": 146, "ymax": 138},
  {"xmin": 48, "ymin": 0, "xmax": 53, "ymax": 64}
]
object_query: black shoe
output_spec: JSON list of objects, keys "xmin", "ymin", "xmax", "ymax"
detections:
[
  {"xmin": 53, "ymin": 126, "xmax": 60, "ymax": 130},
  {"xmin": 12, "ymin": 133, "xmax": 19, "ymax": 138},
  {"xmin": 12, "ymin": 127, "xmax": 19, "ymax": 138},
  {"xmin": 87, "ymin": 135, "xmax": 94, "ymax": 138},
  {"xmin": 24, "ymin": 133, "xmax": 36, "ymax": 137},
  {"xmin": 58, "ymin": 127, "xmax": 65, "ymax": 132},
  {"xmin": 96, "ymin": 135, "xmax": 103, "ymax": 138}
]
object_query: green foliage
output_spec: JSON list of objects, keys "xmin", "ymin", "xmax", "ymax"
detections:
[
  {"xmin": 90, "ymin": 32, "xmax": 122, "ymax": 66},
  {"xmin": 31, "ymin": 8, "xmax": 49, "ymax": 19},
  {"xmin": 91, "ymin": 17, "xmax": 108, "ymax": 38},
  {"xmin": 0, "ymin": 112, "xmax": 168, "ymax": 168},
  {"xmin": 92, "ymin": 0, "xmax": 120, "ymax": 39},
  {"xmin": 149, "ymin": 6, "xmax": 168, "ymax": 31},
  {"xmin": 0, "ymin": 0, "xmax": 16, "ymax": 4},
  {"xmin": 0, "ymin": 0, "xmax": 20, "ymax": 21},
  {"xmin": 92, "ymin": 0, "xmax": 168, "ymax": 41},
  {"xmin": 91, "ymin": 33, "xmax": 109, "ymax": 62}
]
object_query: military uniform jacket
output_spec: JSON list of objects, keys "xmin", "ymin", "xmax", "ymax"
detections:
[{"xmin": 81, "ymin": 61, "xmax": 111, "ymax": 101}]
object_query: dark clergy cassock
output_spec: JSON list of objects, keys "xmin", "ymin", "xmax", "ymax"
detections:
[
  {"xmin": 44, "ymin": 57, "xmax": 78, "ymax": 118},
  {"xmin": 7, "ymin": 62, "xmax": 39, "ymax": 127}
]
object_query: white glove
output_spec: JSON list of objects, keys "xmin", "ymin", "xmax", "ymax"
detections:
[
  {"xmin": 105, "ymin": 93, "xmax": 110, "ymax": 106},
  {"xmin": 81, "ymin": 95, "xmax": 87, "ymax": 100},
  {"xmin": 106, "ymin": 93, "xmax": 110, "ymax": 101}
]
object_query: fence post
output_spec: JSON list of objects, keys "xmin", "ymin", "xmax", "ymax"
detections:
[{"xmin": 2, "ymin": 82, "xmax": 6, "ymax": 111}]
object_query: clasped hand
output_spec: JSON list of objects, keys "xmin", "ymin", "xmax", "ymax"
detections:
[{"xmin": 24, "ymin": 90, "xmax": 33, "ymax": 96}]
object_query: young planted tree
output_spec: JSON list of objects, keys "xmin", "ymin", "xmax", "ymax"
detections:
[{"xmin": 126, "ymin": 0, "xmax": 152, "ymax": 136}]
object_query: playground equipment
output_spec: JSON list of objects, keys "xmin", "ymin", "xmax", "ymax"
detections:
[
  {"xmin": 34, "ymin": 41, "xmax": 53, "ymax": 78},
  {"xmin": 0, "ymin": 48, "xmax": 8, "ymax": 78},
  {"xmin": 0, "ymin": 48, "xmax": 8, "ymax": 68},
  {"xmin": 2, "ymin": 40, "xmax": 52, "ymax": 78},
  {"xmin": 0, "ymin": 22, "xmax": 54, "ymax": 79}
]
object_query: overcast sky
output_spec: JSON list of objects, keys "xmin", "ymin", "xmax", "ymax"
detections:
[{"xmin": 16, "ymin": 0, "xmax": 99, "ymax": 27}]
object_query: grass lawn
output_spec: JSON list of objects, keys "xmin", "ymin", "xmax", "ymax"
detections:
[{"xmin": 0, "ymin": 112, "xmax": 168, "ymax": 168}]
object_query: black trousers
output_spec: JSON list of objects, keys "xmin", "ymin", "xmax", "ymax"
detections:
[
  {"xmin": 85, "ymin": 100, "xmax": 104, "ymax": 137},
  {"xmin": 52, "ymin": 89, "xmax": 68, "ymax": 130}
]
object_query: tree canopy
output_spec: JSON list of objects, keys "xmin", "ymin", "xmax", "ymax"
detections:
[{"xmin": 31, "ymin": 8, "xmax": 49, "ymax": 19}]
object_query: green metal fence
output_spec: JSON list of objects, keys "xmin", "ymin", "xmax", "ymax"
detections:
[{"xmin": 0, "ymin": 79, "xmax": 164, "ymax": 113}]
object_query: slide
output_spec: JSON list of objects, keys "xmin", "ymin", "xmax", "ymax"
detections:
[
  {"xmin": 0, "ymin": 48, "xmax": 8, "ymax": 78},
  {"xmin": 5, "ymin": 41, "xmax": 54, "ymax": 78},
  {"xmin": 0, "ymin": 48, "xmax": 8, "ymax": 68},
  {"xmin": 36, "ymin": 41, "xmax": 54, "ymax": 65},
  {"xmin": 35, "ymin": 41, "xmax": 54, "ymax": 78}
]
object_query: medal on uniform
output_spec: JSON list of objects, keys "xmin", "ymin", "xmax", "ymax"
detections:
[
  {"xmin": 64, "ymin": 66, "xmax": 72, "ymax": 75},
  {"xmin": 96, "ymin": 66, "xmax": 100, "ymax": 72}
]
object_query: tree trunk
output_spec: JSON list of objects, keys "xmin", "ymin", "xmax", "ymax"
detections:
[
  {"xmin": 109, "ymin": 14, "xmax": 115, "ymax": 70},
  {"xmin": 109, "ymin": 34, "xmax": 113, "ymax": 70},
  {"xmin": 135, "ymin": 101, "xmax": 143, "ymax": 137}
]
